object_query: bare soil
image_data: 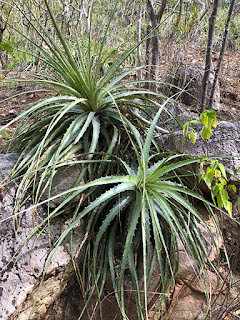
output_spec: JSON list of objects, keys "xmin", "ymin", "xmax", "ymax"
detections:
[{"xmin": 0, "ymin": 81, "xmax": 54, "ymax": 149}]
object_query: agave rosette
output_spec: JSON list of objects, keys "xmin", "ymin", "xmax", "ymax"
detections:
[{"xmin": 20, "ymin": 107, "xmax": 222, "ymax": 319}]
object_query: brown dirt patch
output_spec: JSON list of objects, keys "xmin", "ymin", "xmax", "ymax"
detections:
[{"xmin": 0, "ymin": 79, "xmax": 53, "ymax": 150}]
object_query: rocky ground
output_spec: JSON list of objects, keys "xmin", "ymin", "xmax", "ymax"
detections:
[{"xmin": 158, "ymin": 47, "xmax": 240, "ymax": 120}]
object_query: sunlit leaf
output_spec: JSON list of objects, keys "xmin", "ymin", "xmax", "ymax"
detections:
[
  {"xmin": 201, "ymin": 126, "xmax": 212, "ymax": 140},
  {"xmin": 0, "ymin": 130, "xmax": 8, "ymax": 138},
  {"xmin": 218, "ymin": 162, "xmax": 227, "ymax": 179},
  {"xmin": 188, "ymin": 130, "xmax": 197, "ymax": 144}
]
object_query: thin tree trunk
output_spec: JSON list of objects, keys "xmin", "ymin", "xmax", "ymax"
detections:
[
  {"xmin": 170, "ymin": 0, "xmax": 183, "ymax": 40},
  {"xmin": 200, "ymin": 0, "xmax": 220, "ymax": 112},
  {"xmin": 137, "ymin": 2, "xmax": 142, "ymax": 82},
  {"xmin": 86, "ymin": 0, "xmax": 93, "ymax": 33},
  {"xmin": 151, "ymin": 32, "xmax": 159, "ymax": 81},
  {"xmin": 0, "ymin": 4, "xmax": 12, "ymax": 69},
  {"xmin": 145, "ymin": 22, "xmax": 151, "ymax": 90},
  {"xmin": 208, "ymin": 0, "xmax": 236, "ymax": 109},
  {"xmin": 0, "ymin": 27, "xmax": 4, "ymax": 68},
  {"xmin": 191, "ymin": 0, "xmax": 211, "ymax": 39},
  {"xmin": 145, "ymin": 0, "xmax": 167, "ymax": 91}
]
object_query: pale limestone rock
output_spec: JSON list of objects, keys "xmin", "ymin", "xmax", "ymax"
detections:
[
  {"xmin": 40, "ymin": 162, "xmax": 84, "ymax": 208},
  {"xmin": 167, "ymin": 65, "xmax": 221, "ymax": 111},
  {"xmin": 156, "ymin": 121, "xmax": 240, "ymax": 183},
  {"xmin": 0, "ymin": 154, "xmax": 85, "ymax": 320}
]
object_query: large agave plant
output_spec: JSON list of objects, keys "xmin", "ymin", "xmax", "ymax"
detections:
[
  {"xmin": 1, "ymin": 0, "xmax": 169, "ymax": 204},
  {"xmin": 22, "ymin": 106, "xmax": 222, "ymax": 319}
]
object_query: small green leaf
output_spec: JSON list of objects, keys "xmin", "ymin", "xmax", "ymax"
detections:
[
  {"xmin": 237, "ymin": 196, "xmax": 240, "ymax": 204},
  {"xmin": 200, "ymin": 111, "xmax": 207, "ymax": 124},
  {"xmin": 182, "ymin": 122, "xmax": 189, "ymax": 143},
  {"xmin": 190, "ymin": 120, "xmax": 201, "ymax": 124},
  {"xmin": 219, "ymin": 177, "xmax": 227, "ymax": 186},
  {"xmin": 212, "ymin": 184, "xmax": 219, "ymax": 197},
  {"xmin": 217, "ymin": 194, "xmax": 224, "ymax": 208},
  {"xmin": 212, "ymin": 119, "xmax": 219, "ymax": 128},
  {"xmin": 210, "ymin": 160, "xmax": 218, "ymax": 171},
  {"xmin": 218, "ymin": 163, "xmax": 227, "ymax": 179},
  {"xmin": 201, "ymin": 126, "xmax": 212, "ymax": 140},
  {"xmin": 206, "ymin": 109, "xmax": 216, "ymax": 119},
  {"xmin": 206, "ymin": 171, "xmax": 214, "ymax": 184},
  {"xmin": 188, "ymin": 130, "xmax": 197, "ymax": 144},
  {"xmin": 224, "ymin": 200, "xmax": 232, "ymax": 217},
  {"xmin": 203, "ymin": 175, "xmax": 212, "ymax": 189},
  {"xmin": 0, "ymin": 130, "xmax": 8, "ymax": 138},
  {"xmin": 214, "ymin": 170, "xmax": 221, "ymax": 179},
  {"xmin": 36, "ymin": 228, "xmax": 47, "ymax": 236},
  {"xmin": 218, "ymin": 184, "xmax": 223, "ymax": 191},
  {"xmin": 0, "ymin": 40, "xmax": 13, "ymax": 54},
  {"xmin": 228, "ymin": 185, "xmax": 236, "ymax": 192},
  {"xmin": 220, "ymin": 189, "xmax": 229, "ymax": 202}
]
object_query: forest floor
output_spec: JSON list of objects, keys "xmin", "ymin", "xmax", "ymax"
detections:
[
  {"xmin": 158, "ymin": 46, "xmax": 240, "ymax": 120},
  {"xmin": 0, "ymin": 48, "xmax": 239, "ymax": 150}
]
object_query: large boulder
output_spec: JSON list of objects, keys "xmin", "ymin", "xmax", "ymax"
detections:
[
  {"xmin": 234, "ymin": 121, "xmax": 240, "ymax": 151},
  {"xmin": 166, "ymin": 65, "xmax": 221, "ymax": 111},
  {"xmin": 167, "ymin": 204, "xmax": 240, "ymax": 320},
  {"xmin": 40, "ymin": 162, "xmax": 84, "ymax": 208},
  {"xmin": 133, "ymin": 99, "xmax": 200, "ymax": 132},
  {"xmin": 156, "ymin": 121, "xmax": 240, "ymax": 183},
  {"xmin": 0, "ymin": 154, "xmax": 85, "ymax": 320},
  {"xmin": 160, "ymin": 101, "xmax": 201, "ymax": 131},
  {"xmin": 167, "ymin": 276, "xmax": 240, "ymax": 320}
]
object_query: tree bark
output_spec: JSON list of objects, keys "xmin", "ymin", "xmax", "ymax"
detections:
[
  {"xmin": 137, "ymin": 1, "xmax": 142, "ymax": 82},
  {"xmin": 200, "ymin": 0, "xmax": 220, "ymax": 112},
  {"xmin": 0, "ymin": 4, "xmax": 8, "ymax": 68},
  {"xmin": 145, "ymin": 0, "xmax": 167, "ymax": 90},
  {"xmin": 208, "ymin": 0, "xmax": 236, "ymax": 109},
  {"xmin": 145, "ymin": 22, "xmax": 151, "ymax": 89}
]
